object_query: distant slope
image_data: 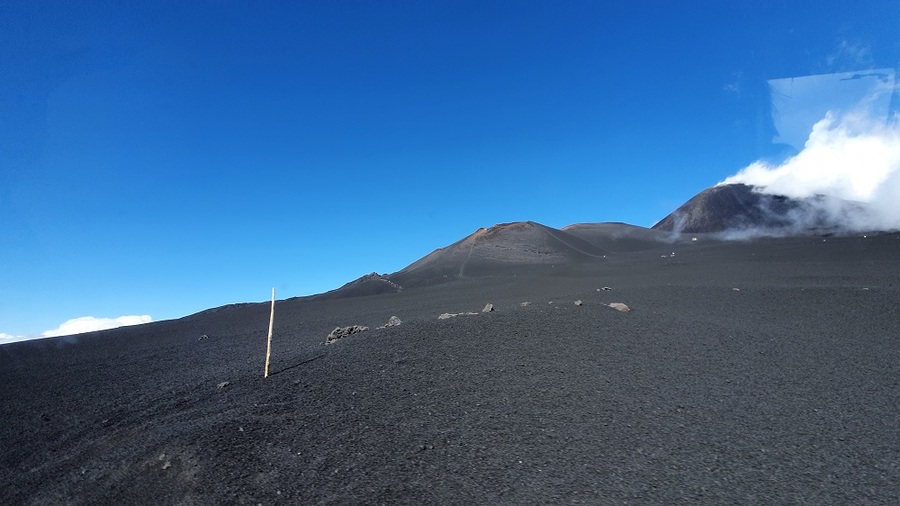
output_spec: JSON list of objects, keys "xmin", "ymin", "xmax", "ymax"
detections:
[
  {"xmin": 650, "ymin": 183, "xmax": 863, "ymax": 234},
  {"xmin": 308, "ymin": 221, "xmax": 612, "ymax": 299},
  {"xmin": 562, "ymin": 222, "xmax": 673, "ymax": 251},
  {"xmin": 652, "ymin": 184, "xmax": 792, "ymax": 233},
  {"xmin": 391, "ymin": 221, "xmax": 609, "ymax": 289},
  {"xmin": 313, "ymin": 183, "xmax": 873, "ymax": 300},
  {"xmin": 310, "ymin": 272, "xmax": 403, "ymax": 300},
  {"xmin": 315, "ymin": 221, "xmax": 703, "ymax": 299}
]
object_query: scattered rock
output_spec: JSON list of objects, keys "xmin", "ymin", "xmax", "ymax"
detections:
[
  {"xmin": 482, "ymin": 303, "xmax": 494, "ymax": 313},
  {"xmin": 520, "ymin": 302, "xmax": 530, "ymax": 306},
  {"xmin": 325, "ymin": 325, "xmax": 369, "ymax": 344},
  {"xmin": 217, "ymin": 381, "xmax": 230, "ymax": 390},
  {"xmin": 198, "ymin": 334, "xmax": 209, "ymax": 341},
  {"xmin": 438, "ymin": 312, "xmax": 478, "ymax": 320},
  {"xmin": 574, "ymin": 300, "xmax": 583, "ymax": 306},
  {"xmin": 599, "ymin": 287, "xmax": 612, "ymax": 291},
  {"xmin": 608, "ymin": 303, "xmax": 631, "ymax": 313},
  {"xmin": 377, "ymin": 316, "xmax": 402, "ymax": 329},
  {"xmin": 732, "ymin": 287, "xmax": 740, "ymax": 292}
]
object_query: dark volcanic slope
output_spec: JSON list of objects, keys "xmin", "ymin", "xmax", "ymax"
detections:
[
  {"xmin": 390, "ymin": 221, "xmax": 609, "ymax": 289},
  {"xmin": 652, "ymin": 183, "xmax": 798, "ymax": 233},
  {"xmin": 314, "ymin": 221, "xmax": 606, "ymax": 299},
  {"xmin": 652, "ymin": 183, "xmax": 865, "ymax": 234},
  {"xmin": 314, "ymin": 221, "xmax": 611, "ymax": 299},
  {"xmin": 562, "ymin": 222, "xmax": 673, "ymax": 252},
  {"xmin": 2, "ymin": 233, "xmax": 900, "ymax": 504}
]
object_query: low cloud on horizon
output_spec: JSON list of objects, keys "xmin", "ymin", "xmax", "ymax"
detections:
[{"xmin": 0, "ymin": 315, "xmax": 153, "ymax": 345}]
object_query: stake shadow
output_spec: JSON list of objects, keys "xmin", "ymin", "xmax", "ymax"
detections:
[{"xmin": 268, "ymin": 354, "xmax": 325, "ymax": 377}]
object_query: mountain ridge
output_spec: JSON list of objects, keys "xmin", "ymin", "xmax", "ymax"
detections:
[
  {"xmin": 652, "ymin": 183, "xmax": 867, "ymax": 234},
  {"xmin": 313, "ymin": 221, "xmax": 678, "ymax": 299}
]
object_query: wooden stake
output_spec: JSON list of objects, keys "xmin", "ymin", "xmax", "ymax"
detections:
[{"xmin": 264, "ymin": 287, "xmax": 275, "ymax": 378}]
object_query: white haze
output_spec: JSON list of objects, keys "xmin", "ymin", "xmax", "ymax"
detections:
[
  {"xmin": 0, "ymin": 315, "xmax": 153, "ymax": 345},
  {"xmin": 720, "ymin": 72, "xmax": 900, "ymax": 233},
  {"xmin": 41, "ymin": 315, "xmax": 153, "ymax": 337}
]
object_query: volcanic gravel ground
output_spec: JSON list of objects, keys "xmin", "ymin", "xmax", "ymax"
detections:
[{"xmin": 1, "ymin": 234, "xmax": 899, "ymax": 504}]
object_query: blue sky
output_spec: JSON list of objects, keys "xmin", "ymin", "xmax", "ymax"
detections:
[{"xmin": 2, "ymin": 1, "xmax": 899, "ymax": 340}]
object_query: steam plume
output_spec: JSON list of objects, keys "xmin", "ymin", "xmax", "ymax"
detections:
[{"xmin": 720, "ymin": 70, "xmax": 899, "ymax": 233}]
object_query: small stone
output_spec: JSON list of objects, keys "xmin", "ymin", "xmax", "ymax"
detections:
[
  {"xmin": 600, "ymin": 286, "xmax": 612, "ymax": 291},
  {"xmin": 520, "ymin": 302, "xmax": 530, "ymax": 306},
  {"xmin": 482, "ymin": 303, "xmax": 494, "ymax": 313},
  {"xmin": 377, "ymin": 316, "xmax": 402, "ymax": 329},
  {"xmin": 574, "ymin": 300, "xmax": 583, "ymax": 306},
  {"xmin": 608, "ymin": 302, "xmax": 631, "ymax": 313},
  {"xmin": 732, "ymin": 287, "xmax": 740, "ymax": 292},
  {"xmin": 217, "ymin": 381, "xmax": 230, "ymax": 389}
]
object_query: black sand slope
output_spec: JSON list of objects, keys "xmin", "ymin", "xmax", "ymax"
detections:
[
  {"xmin": 2, "ymin": 233, "xmax": 900, "ymax": 504},
  {"xmin": 562, "ymin": 222, "xmax": 674, "ymax": 252},
  {"xmin": 320, "ymin": 221, "xmax": 612, "ymax": 298},
  {"xmin": 392, "ymin": 221, "xmax": 609, "ymax": 289},
  {"xmin": 652, "ymin": 183, "xmax": 862, "ymax": 234}
]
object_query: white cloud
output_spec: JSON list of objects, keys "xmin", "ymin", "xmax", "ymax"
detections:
[
  {"xmin": 720, "ymin": 70, "xmax": 900, "ymax": 233},
  {"xmin": 40, "ymin": 315, "xmax": 153, "ymax": 338},
  {"xmin": 721, "ymin": 111, "xmax": 900, "ymax": 232},
  {"xmin": 1, "ymin": 314, "xmax": 154, "ymax": 346},
  {"xmin": 724, "ymin": 111, "xmax": 900, "ymax": 199},
  {"xmin": 0, "ymin": 333, "xmax": 30, "ymax": 344}
]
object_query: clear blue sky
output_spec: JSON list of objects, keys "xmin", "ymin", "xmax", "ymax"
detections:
[{"xmin": 2, "ymin": 1, "xmax": 898, "ymax": 339}]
